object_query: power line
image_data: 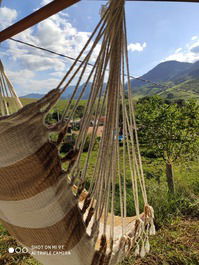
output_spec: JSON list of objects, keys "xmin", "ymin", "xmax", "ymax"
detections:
[
  {"xmin": 9, "ymin": 37, "xmax": 94, "ymax": 67},
  {"xmin": 0, "ymin": 45, "xmax": 72, "ymax": 63},
  {"xmin": 7, "ymin": 37, "xmax": 169, "ymax": 89}
]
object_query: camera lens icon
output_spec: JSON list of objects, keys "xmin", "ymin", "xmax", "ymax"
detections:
[
  {"xmin": 8, "ymin": 247, "xmax": 28, "ymax": 254},
  {"xmin": 8, "ymin": 247, "xmax": 15, "ymax": 254}
]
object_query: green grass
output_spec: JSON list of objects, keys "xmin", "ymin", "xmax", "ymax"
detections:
[
  {"xmin": 156, "ymin": 79, "xmax": 199, "ymax": 100},
  {"xmin": 20, "ymin": 98, "xmax": 38, "ymax": 105},
  {"xmin": 66, "ymin": 146, "xmax": 199, "ymax": 224},
  {"xmin": 132, "ymin": 79, "xmax": 199, "ymax": 101},
  {"xmin": 121, "ymin": 217, "xmax": 199, "ymax": 265},
  {"xmin": 20, "ymin": 98, "xmax": 88, "ymax": 109}
]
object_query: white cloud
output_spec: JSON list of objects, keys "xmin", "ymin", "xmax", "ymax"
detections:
[
  {"xmin": 7, "ymin": 69, "xmax": 60, "ymax": 96},
  {"xmin": 19, "ymin": 54, "xmax": 66, "ymax": 71},
  {"xmin": 164, "ymin": 36, "xmax": 199, "ymax": 63},
  {"xmin": 2, "ymin": 2, "xmax": 102, "ymax": 95},
  {"xmin": 0, "ymin": 7, "xmax": 17, "ymax": 30},
  {"xmin": 165, "ymin": 52, "xmax": 199, "ymax": 63},
  {"xmin": 191, "ymin": 36, "xmax": 198, "ymax": 41},
  {"xmin": 10, "ymin": 14, "xmax": 91, "ymax": 62},
  {"xmin": 175, "ymin": 48, "xmax": 182, "ymax": 53},
  {"xmin": 8, "ymin": 69, "xmax": 35, "ymax": 79},
  {"xmin": 128, "ymin": 42, "xmax": 147, "ymax": 52},
  {"xmin": 41, "ymin": 0, "xmax": 52, "ymax": 5}
]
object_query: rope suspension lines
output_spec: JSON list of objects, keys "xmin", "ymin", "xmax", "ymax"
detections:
[
  {"xmin": 52, "ymin": 0, "xmax": 155, "ymax": 260},
  {"xmin": 0, "ymin": 1, "xmax": 155, "ymax": 265},
  {"xmin": 0, "ymin": 60, "xmax": 22, "ymax": 116}
]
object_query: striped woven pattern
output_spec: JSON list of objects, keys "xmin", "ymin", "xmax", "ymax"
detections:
[{"xmin": 0, "ymin": 90, "xmax": 95, "ymax": 265}]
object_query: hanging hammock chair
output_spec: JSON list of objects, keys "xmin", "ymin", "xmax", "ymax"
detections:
[{"xmin": 0, "ymin": 1, "xmax": 155, "ymax": 265}]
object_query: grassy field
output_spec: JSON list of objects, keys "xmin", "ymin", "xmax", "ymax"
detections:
[
  {"xmin": 159, "ymin": 79, "xmax": 199, "ymax": 100},
  {"xmin": 20, "ymin": 98, "xmax": 88, "ymax": 111}
]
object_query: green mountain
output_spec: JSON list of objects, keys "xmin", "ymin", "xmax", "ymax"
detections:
[
  {"xmin": 131, "ymin": 60, "xmax": 199, "ymax": 100},
  {"xmin": 23, "ymin": 60, "xmax": 199, "ymax": 101}
]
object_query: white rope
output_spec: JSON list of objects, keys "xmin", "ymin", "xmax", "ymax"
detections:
[
  {"xmin": 0, "ymin": 60, "xmax": 22, "ymax": 116},
  {"xmin": 36, "ymin": 0, "xmax": 154, "ymax": 254}
]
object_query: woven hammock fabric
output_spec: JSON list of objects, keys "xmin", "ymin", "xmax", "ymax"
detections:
[
  {"xmin": 0, "ymin": 0, "xmax": 155, "ymax": 264},
  {"xmin": 0, "ymin": 90, "xmax": 96, "ymax": 265}
]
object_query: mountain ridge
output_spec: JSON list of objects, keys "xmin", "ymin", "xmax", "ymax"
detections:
[
  {"xmin": 22, "ymin": 82, "xmax": 93, "ymax": 100},
  {"xmin": 22, "ymin": 60, "xmax": 199, "ymax": 100},
  {"xmin": 130, "ymin": 60, "xmax": 199, "ymax": 99}
]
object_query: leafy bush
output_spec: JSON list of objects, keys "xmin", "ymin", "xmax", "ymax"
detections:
[
  {"xmin": 60, "ymin": 134, "xmax": 76, "ymax": 154},
  {"xmin": 83, "ymin": 135, "xmax": 99, "ymax": 152}
]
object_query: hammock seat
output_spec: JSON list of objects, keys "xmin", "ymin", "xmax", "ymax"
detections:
[
  {"xmin": 0, "ymin": 90, "xmax": 153, "ymax": 265},
  {"xmin": 0, "ymin": 1, "xmax": 155, "ymax": 265}
]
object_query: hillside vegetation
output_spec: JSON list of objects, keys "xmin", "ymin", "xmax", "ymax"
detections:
[
  {"xmin": 21, "ymin": 60, "xmax": 199, "ymax": 101},
  {"xmin": 131, "ymin": 60, "xmax": 199, "ymax": 100}
]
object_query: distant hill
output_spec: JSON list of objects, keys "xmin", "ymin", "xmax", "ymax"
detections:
[
  {"xmin": 172, "ymin": 61, "xmax": 199, "ymax": 82},
  {"xmin": 64, "ymin": 82, "xmax": 94, "ymax": 100},
  {"xmin": 21, "ymin": 93, "xmax": 44, "ymax": 99},
  {"xmin": 22, "ymin": 60, "xmax": 199, "ymax": 101},
  {"xmin": 131, "ymin": 60, "xmax": 199, "ymax": 100},
  {"xmin": 21, "ymin": 83, "xmax": 98, "ymax": 99},
  {"xmin": 22, "ymin": 82, "xmax": 93, "ymax": 100},
  {"xmin": 131, "ymin": 61, "xmax": 192, "ymax": 88}
]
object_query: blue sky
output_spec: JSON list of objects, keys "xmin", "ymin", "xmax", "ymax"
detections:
[{"xmin": 1, "ymin": 0, "xmax": 199, "ymax": 96}]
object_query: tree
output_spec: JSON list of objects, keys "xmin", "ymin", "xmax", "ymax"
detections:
[
  {"xmin": 136, "ymin": 96, "xmax": 199, "ymax": 193},
  {"xmin": 45, "ymin": 110, "xmax": 63, "ymax": 126},
  {"xmin": 75, "ymin": 105, "xmax": 85, "ymax": 119}
]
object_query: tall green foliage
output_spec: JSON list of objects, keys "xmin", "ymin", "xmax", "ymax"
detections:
[{"xmin": 136, "ymin": 96, "xmax": 199, "ymax": 193}]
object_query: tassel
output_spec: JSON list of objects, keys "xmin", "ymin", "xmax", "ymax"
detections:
[
  {"xmin": 140, "ymin": 241, "xmax": 146, "ymax": 258},
  {"xmin": 139, "ymin": 218, "xmax": 145, "ymax": 236},
  {"xmin": 145, "ymin": 238, "xmax": 150, "ymax": 253},
  {"xmin": 150, "ymin": 206, "xmax": 155, "ymax": 219},
  {"xmin": 134, "ymin": 243, "xmax": 140, "ymax": 257},
  {"xmin": 149, "ymin": 223, "xmax": 156, "ymax": 235}
]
